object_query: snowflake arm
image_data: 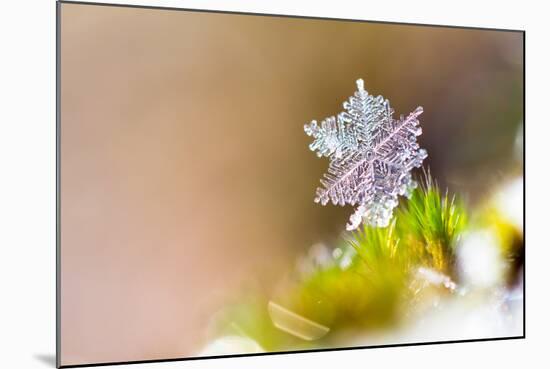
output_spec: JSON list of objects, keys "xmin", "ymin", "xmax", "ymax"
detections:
[{"xmin": 304, "ymin": 114, "xmax": 355, "ymax": 159}]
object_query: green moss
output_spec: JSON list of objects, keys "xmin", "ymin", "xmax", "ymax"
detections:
[{"xmin": 395, "ymin": 174, "xmax": 467, "ymax": 276}]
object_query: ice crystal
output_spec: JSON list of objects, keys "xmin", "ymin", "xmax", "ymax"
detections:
[{"xmin": 304, "ymin": 79, "xmax": 427, "ymax": 230}]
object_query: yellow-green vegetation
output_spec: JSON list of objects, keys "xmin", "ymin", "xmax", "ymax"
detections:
[
  {"xmin": 395, "ymin": 176, "xmax": 467, "ymax": 277},
  {"xmin": 289, "ymin": 221, "xmax": 410, "ymax": 332},
  {"xmin": 212, "ymin": 174, "xmax": 523, "ymax": 352}
]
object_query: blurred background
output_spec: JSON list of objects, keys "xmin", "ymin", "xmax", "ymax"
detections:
[{"xmin": 60, "ymin": 3, "xmax": 523, "ymax": 366}]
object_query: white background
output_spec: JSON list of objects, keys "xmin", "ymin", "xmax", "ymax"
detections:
[{"xmin": 0, "ymin": 0, "xmax": 547, "ymax": 368}]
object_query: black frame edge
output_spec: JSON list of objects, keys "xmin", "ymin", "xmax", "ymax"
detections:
[
  {"xmin": 56, "ymin": 0, "xmax": 62, "ymax": 368},
  {"xmin": 58, "ymin": 0, "xmax": 525, "ymax": 33},
  {"xmin": 59, "ymin": 336, "xmax": 525, "ymax": 368}
]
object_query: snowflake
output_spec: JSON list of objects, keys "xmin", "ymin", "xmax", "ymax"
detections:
[{"xmin": 304, "ymin": 79, "xmax": 427, "ymax": 231}]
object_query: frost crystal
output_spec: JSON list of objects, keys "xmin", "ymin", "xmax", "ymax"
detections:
[{"xmin": 304, "ymin": 79, "xmax": 427, "ymax": 230}]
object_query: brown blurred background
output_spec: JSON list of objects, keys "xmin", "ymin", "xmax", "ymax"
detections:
[{"xmin": 59, "ymin": 3, "xmax": 523, "ymax": 366}]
